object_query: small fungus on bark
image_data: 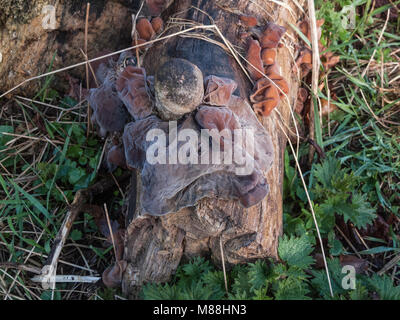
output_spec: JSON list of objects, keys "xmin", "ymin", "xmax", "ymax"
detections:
[
  {"xmin": 203, "ymin": 75, "xmax": 237, "ymax": 107},
  {"xmin": 154, "ymin": 58, "xmax": 204, "ymax": 120},
  {"xmin": 246, "ymin": 38, "xmax": 264, "ymax": 81},
  {"xmin": 136, "ymin": 18, "xmax": 155, "ymax": 41},
  {"xmin": 239, "ymin": 15, "xmax": 258, "ymax": 27},
  {"xmin": 151, "ymin": 17, "xmax": 164, "ymax": 33},
  {"xmin": 116, "ymin": 65, "xmax": 153, "ymax": 120},
  {"xmin": 260, "ymin": 23, "xmax": 286, "ymax": 49},
  {"xmin": 88, "ymin": 76, "xmax": 129, "ymax": 137},
  {"xmin": 107, "ymin": 145, "xmax": 127, "ymax": 172}
]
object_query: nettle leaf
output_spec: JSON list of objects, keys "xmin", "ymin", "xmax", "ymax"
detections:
[
  {"xmin": 252, "ymin": 287, "xmax": 272, "ymax": 300},
  {"xmin": 141, "ymin": 283, "xmax": 179, "ymax": 300},
  {"xmin": 313, "ymin": 156, "xmax": 343, "ymax": 190},
  {"xmin": 201, "ymin": 271, "xmax": 226, "ymax": 300},
  {"xmin": 275, "ymin": 278, "xmax": 311, "ymax": 300},
  {"xmin": 180, "ymin": 281, "xmax": 214, "ymax": 300},
  {"xmin": 231, "ymin": 267, "xmax": 252, "ymax": 298},
  {"xmin": 349, "ymin": 283, "xmax": 369, "ymax": 300},
  {"xmin": 278, "ymin": 234, "xmax": 315, "ymax": 269},
  {"xmin": 321, "ymin": 193, "xmax": 376, "ymax": 228},
  {"xmin": 178, "ymin": 257, "xmax": 212, "ymax": 284},
  {"xmin": 311, "ymin": 258, "xmax": 346, "ymax": 299},
  {"xmin": 367, "ymin": 274, "xmax": 400, "ymax": 300},
  {"xmin": 248, "ymin": 260, "xmax": 269, "ymax": 291}
]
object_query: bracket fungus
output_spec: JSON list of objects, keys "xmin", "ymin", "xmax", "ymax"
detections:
[{"xmin": 154, "ymin": 58, "xmax": 204, "ymax": 120}]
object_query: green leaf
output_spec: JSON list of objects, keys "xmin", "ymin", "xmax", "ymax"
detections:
[
  {"xmin": 70, "ymin": 229, "xmax": 83, "ymax": 241},
  {"xmin": 248, "ymin": 260, "xmax": 269, "ymax": 291},
  {"xmin": 275, "ymin": 278, "xmax": 311, "ymax": 300},
  {"xmin": 367, "ymin": 274, "xmax": 400, "ymax": 300},
  {"xmin": 278, "ymin": 234, "xmax": 315, "ymax": 269}
]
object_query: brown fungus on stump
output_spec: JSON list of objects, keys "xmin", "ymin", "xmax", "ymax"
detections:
[
  {"xmin": 260, "ymin": 23, "xmax": 286, "ymax": 49},
  {"xmin": 239, "ymin": 15, "xmax": 258, "ymax": 27},
  {"xmin": 203, "ymin": 75, "xmax": 237, "ymax": 107},
  {"xmin": 151, "ymin": 17, "xmax": 164, "ymax": 33},
  {"xmin": 154, "ymin": 58, "xmax": 204, "ymax": 120},
  {"xmin": 88, "ymin": 76, "xmax": 129, "ymax": 137},
  {"xmin": 106, "ymin": 144, "xmax": 127, "ymax": 172},
  {"xmin": 261, "ymin": 48, "xmax": 276, "ymax": 66},
  {"xmin": 294, "ymin": 48, "xmax": 312, "ymax": 78},
  {"xmin": 145, "ymin": 0, "xmax": 169, "ymax": 16},
  {"xmin": 122, "ymin": 94, "xmax": 274, "ymax": 215},
  {"xmin": 250, "ymin": 79, "xmax": 280, "ymax": 117},
  {"xmin": 116, "ymin": 65, "xmax": 153, "ymax": 120},
  {"xmin": 136, "ymin": 18, "xmax": 155, "ymax": 41},
  {"xmin": 295, "ymin": 87, "xmax": 309, "ymax": 114},
  {"xmin": 102, "ymin": 260, "xmax": 127, "ymax": 289},
  {"xmin": 246, "ymin": 38, "xmax": 264, "ymax": 81}
]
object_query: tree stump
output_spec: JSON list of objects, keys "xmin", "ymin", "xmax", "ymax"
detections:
[
  {"xmin": 122, "ymin": 0, "xmax": 303, "ymax": 298},
  {"xmin": 0, "ymin": 0, "xmax": 137, "ymax": 96}
]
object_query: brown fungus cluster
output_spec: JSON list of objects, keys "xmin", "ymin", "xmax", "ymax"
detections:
[
  {"xmin": 243, "ymin": 21, "xmax": 289, "ymax": 117},
  {"xmin": 294, "ymin": 19, "xmax": 340, "ymax": 116},
  {"xmin": 84, "ymin": 11, "xmax": 277, "ymax": 218},
  {"xmin": 133, "ymin": 17, "xmax": 164, "ymax": 51}
]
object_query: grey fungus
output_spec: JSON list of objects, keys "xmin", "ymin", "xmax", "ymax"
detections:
[
  {"xmin": 154, "ymin": 58, "xmax": 204, "ymax": 120},
  {"xmin": 88, "ymin": 79, "xmax": 129, "ymax": 137}
]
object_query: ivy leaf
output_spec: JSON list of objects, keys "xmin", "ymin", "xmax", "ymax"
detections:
[{"xmin": 278, "ymin": 234, "xmax": 315, "ymax": 269}]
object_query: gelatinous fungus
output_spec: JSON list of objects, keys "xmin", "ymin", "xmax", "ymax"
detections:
[
  {"xmin": 295, "ymin": 87, "xmax": 308, "ymax": 114},
  {"xmin": 246, "ymin": 38, "xmax": 264, "ymax": 81},
  {"xmin": 151, "ymin": 16, "xmax": 163, "ymax": 33},
  {"xmin": 102, "ymin": 260, "xmax": 127, "ymax": 288},
  {"xmin": 88, "ymin": 77, "xmax": 129, "ymax": 137},
  {"xmin": 203, "ymin": 75, "xmax": 237, "ymax": 107},
  {"xmin": 260, "ymin": 23, "xmax": 286, "ymax": 49},
  {"xmin": 122, "ymin": 95, "xmax": 274, "ymax": 215},
  {"xmin": 145, "ymin": 0, "xmax": 168, "ymax": 16},
  {"xmin": 244, "ymin": 20, "xmax": 289, "ymax": 117},
  {"xmin": 239, "ymin": 15, "xmax": 258, "ymax": 27},
  {"xmin": 136, "ymin": 18, "xmax": 155, "ymax": 41},
  {"xmin": 116, "ymin": 65, "xmax": 153, "ymax": 120},
  {"xmin": 106, "ymin": 145, "xmax": 127, "ymax": 172}
]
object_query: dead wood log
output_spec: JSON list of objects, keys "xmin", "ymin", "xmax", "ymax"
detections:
[{"xmin": 122, "ymin": 0, "xmax": 303, "ymax": 298}]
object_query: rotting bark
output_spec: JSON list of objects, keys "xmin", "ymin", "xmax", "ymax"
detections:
[
  {"xmin": 122, "ymin": 0, "xmax": 303, "ymax": 298},
  {"xmin": 0, "ymin": 0, "xmax": 137, "ymax": 96}
]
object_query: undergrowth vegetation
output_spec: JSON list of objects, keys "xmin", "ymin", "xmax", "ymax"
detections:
[{"xmin": 0, "ymin": 0, "xmax": 399, "ymax": 300}]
